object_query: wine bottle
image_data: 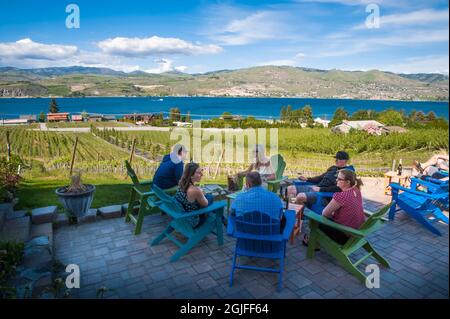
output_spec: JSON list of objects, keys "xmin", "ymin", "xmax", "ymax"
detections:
[{"xmin": 397, "ymin": 159, "xmax": 403, "ymax": 176}]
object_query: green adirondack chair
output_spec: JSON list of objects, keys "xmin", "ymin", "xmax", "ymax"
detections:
[
  {"xmin": 150, "ymin": 185, "xmax": 226, "ymax": 262},
  {"xmin": 237, "ymin": 154, "xmax": 287, "ymax": 193},
  {"xmin": 124, "ymin": 160, "xmax": 176, "ymax": 235},
  {"xmin": 266, "ymin": 154, "xmax": 288, "ymax": 194},
  {"xmin": 304, "ymin": 202, "xmax": 393, "ymax": 283}
]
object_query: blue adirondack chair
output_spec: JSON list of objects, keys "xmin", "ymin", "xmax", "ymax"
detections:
[
  {"xmin": 294, "ymin": 165, "xmax": 356, "ymax": 214},
  {"xmin": 410, "ymin": 177, "xmax": 449, "ymax": 210},
  {"xmin": 150, "ymin": 185, "xmax": 227, "ymax": 262},
  {"xmin": 227, "ymin": 209, "xmax": 295, "ymax": 292},
  {"xmin": 389, "ymin": 182, "xmax": 449, "ymax": 236}
]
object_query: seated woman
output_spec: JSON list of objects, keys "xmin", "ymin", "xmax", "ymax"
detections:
[
  {"xmin": 230, "ymin": 144, "xmax": 275, "ymax": 190},
  {"xmin": 303, "ymin": 169, "xmax": 365, "ymax": 246},
  {"xmin": 413, "ymin": 153, "xmax": 449, "ymax": 180},
  {"xmin": 174, "ymin": 162, "xmax": 213, "ymax": 228}
]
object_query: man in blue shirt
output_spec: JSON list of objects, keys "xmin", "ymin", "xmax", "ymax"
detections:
[
  {"xmin": 153, "ymin": 144, "xmax": 187, "ymax": 189},
  {"xmin": 231, "ymin": 171, "xmax": 283, "ymax": 220}
]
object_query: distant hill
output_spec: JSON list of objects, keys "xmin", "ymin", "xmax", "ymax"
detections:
[
  {"xmin": 396, "ymin": 73, "xmax": 449, "ymax": 84},
  {"xmin": 0, "ymin": 65, "xmax": 448, "ymax": 100}
]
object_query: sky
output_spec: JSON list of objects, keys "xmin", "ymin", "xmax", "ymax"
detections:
[{"xmin": 0, "ymin": 0, "xmax": 448, "ymax": 74}]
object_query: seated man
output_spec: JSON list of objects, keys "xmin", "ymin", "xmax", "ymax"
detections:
[
  {"xmin": 153, "ymin": 144, "xmax": 187, "ymax": 189},
  {"xmin": 413, "ymin": 154, "xmax": 449, "ymax": 180},
  {"xmin": 231, "ymin": 171, "xmax": 283, "ymax": 221},
  {"xmin": 287, "ymin": 151, "xmax": 351, "ymax": 206}
]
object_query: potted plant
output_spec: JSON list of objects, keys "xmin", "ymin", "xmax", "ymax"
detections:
[
  {"xmin": 55, "ymin": 172, "xmax": 95, "ymax": 219},
  {"xmin": 0, "ymin": 156, "xmax": 22, "ymax": 215}
]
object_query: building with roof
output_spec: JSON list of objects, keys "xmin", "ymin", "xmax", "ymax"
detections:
[
  {"xmin": 19, "ymin": 114, "xmax": 37, "ymax": 123},
  {"xmin": 71, "ymin": 114, "xmax": 83, "ymax": 122},
  {"xmin": 331, "ymin": 120, "xmax": 385, "ymax": 135},
  {"xmin": 0, "ymin": 118, "xmax": 29, "ymax": 125},
  {"xmin": 47, "ymin": 112, "xmax": 69, "ymax": 122},
  {"xmin": 314, "ymin": 117, "xmax": 331, "ymax": 127}
]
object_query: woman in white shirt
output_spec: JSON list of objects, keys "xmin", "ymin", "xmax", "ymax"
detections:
[{"xmin": 236, "ymin": 144, "xmax": 276, "ymax": 189}]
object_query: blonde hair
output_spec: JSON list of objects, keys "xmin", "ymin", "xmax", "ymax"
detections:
[{"xmin": 339, "ymin": 169, "xmax": 363, "ymax": 190}]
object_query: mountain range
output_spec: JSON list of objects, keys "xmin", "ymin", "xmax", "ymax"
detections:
[{"xmin": 0, "ymin": 66, "xmax": 448, "ymax": 100}]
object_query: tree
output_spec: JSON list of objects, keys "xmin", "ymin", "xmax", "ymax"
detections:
[
  {"xmin": 49, "ymin": 98, "xmax": 59, "ymax": 113},
  {"xmin": 329, "ymin": 107, "xmax": 348, "ymax": 127},
  {"xmin": 350, "ymin": 109, "xmax": 377, "ymax": 120},
  {"xmin": 301, "ymin": 105, "xmax": 314, "ymax": 126},
  {"xmin": 39, "ymin": 112, "xmax": 46, "ymax": 122},
  {"xmin": 377, "ymin": 110, "xmax": 404, "ymax": 126},
  {"xmin": 169, "ymin": 108, "xmax": 181, "ymax": 122},
  {"xmin": 426, "ymin": 111, "xmax": 437, "ymax": 122},
  {"xmin": 185, "ymin": 111, "xmax": 191, "ymax": 123},
  {"xmin": 81, "ymin": 110, "xmax": 88, "ymax": 121}
]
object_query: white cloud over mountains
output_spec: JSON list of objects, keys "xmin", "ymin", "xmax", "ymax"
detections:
[
  {"xmin": 0, "ymin": 38, "xmax": 78, "ymax": 60},
  {"xmin": 0, "ymin": 36, "xmax": 221, "ymax": 73},
  {"xmin": 97, "ymin": 36, "xmax": 222, "ymax": 57}
]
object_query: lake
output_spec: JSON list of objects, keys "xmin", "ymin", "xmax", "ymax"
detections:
[{"xmin": 0, "ymin": 97, "xmax": 448, "ymax": 119}]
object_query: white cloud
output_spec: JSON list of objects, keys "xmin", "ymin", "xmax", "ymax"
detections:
[
  {"xmin": 352, "ymin": 9, "xmax": 449, "ymax": 30},
  {"xmin": 205, "ymin": 8, "xmax": 293, "ymax": 46},
  {"xmin": 295, "ymin": 52, "xmax": 306, "ymax": 58},
  {"xmin": 144, "ymin": 58, "xmax": 187, "ymax": 74},
  {"xmin": 0, "ymin": 38, "xmax": 78, "ymax": 60},
  {"xmin": 97, "ymin": 36, "xmax": 222, "ymax": 57}
]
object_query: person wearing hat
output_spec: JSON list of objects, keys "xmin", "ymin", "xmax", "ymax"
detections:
[{"xmin": 287, "ymin": 151, "xmax": 351, "ymax": 207}]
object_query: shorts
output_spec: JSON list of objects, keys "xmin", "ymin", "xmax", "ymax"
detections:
[{"xmin": 295, "ymin": 185, "xmax": 317, "ymax": 206}]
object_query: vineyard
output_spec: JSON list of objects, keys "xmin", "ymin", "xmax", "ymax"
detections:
[{"xmin": 1, "ymin": 126, "xmax": 448, "ymax": 179}]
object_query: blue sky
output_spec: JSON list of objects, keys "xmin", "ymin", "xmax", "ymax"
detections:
[{"xmin": 0, "ymin": 0, "xmax": 448, "ymax": 74}]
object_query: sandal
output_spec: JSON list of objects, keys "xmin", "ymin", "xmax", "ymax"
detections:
[
  {"xmin": 302, "ymin": 234, "xmax": 320, "ymax": 251},
  {"xmin": 413, "ymin": 160, "xmax": 424, "ymax": 174}
]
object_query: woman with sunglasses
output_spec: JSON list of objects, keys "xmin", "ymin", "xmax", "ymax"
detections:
[
  {"xmin": 303, "ymin": 169, "xmax": 365, "ymax": 247},
  {"xmin": 174, "ymin": 162, "xmax": 213, "ymax": 228}
]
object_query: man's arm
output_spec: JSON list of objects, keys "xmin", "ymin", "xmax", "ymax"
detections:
[
  {"xmin": 319, "ymin": 185, "xmax": 341, "ymax": 193},
  {"xmin": 307, "ymin": 172, "xmax": 326, "ymax": 184}
]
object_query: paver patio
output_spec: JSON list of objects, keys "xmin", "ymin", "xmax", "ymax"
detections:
[{"xmin": 54, "ymin": 181, "xmax": 449, "ymax": 299}]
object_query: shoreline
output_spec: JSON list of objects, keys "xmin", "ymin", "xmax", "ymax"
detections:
[{"xmin": 0, "ymin": 96, "xmax": 448, "ymax": 103}]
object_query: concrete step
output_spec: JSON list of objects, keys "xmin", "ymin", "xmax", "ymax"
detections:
[
  {"xmin": 29, "ymin": 223, "xmax": 53, "ymax": 249},
  {"xmin": 0, "ymin": 215, "xmax": 31, "ymax": 243},
  {"xmin": 6, "ymin": 210, "xmax": 28, "ymax": 220},
  {"xmin": 99, "ymin": 205, "xmax": 122, "ymax": 219},
  {"xmin": 31, "ymin": 206, "xmax": 58, "ymax": 225}
]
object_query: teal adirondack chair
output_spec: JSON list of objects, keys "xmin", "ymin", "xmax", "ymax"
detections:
[
  {"xmin": 150, "ymin": 185, "xmax": 226, "ymax": 262},
  {"xmin": 124, "ymin": 160, "xmax": 177, "ymax": 235},
  {"xmin": 304, "ymin": 202, "xmax": 393, "ymax": 283}
]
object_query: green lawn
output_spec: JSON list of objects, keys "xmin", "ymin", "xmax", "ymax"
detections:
[
  {"xmin": 15, "ymin": 171, "xmax": 227, "ymax": 211},
  {"xmin": 16, "ymin": 173, "xmax": 131, "ymax": 211}
]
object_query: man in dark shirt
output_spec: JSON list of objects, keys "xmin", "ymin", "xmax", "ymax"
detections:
[
  {"xmin": 287, "ymin": 151, "xmax": 351, "ymax": 206},
  {"xmin": 153, "ymin": 144, "xmax": 187, "ymax": 189}
]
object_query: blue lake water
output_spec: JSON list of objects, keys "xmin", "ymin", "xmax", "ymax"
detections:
[{"xmin": 0, "ymin": 97, "xmax": 448, "ymax": 119}]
